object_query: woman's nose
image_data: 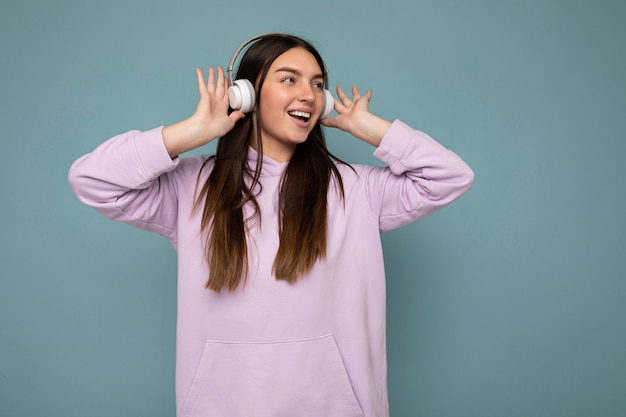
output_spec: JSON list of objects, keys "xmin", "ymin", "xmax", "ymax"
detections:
[{"xmin": 297, "ymin": 84, "xmax": 316, "ymax": 102}]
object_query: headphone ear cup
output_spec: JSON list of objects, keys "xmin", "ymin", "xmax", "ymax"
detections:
[
  {"xmin": 320, "ymin": 89, "xmax": 334, "ymax": 119},
  {"xmin": 228, "ymin": 79, "xmax": 255, "ymax": 113}
]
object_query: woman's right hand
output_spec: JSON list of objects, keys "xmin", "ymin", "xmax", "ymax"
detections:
[{"xmin": 162, "ymin": 67, "xmax": 246, "ymax": 158}]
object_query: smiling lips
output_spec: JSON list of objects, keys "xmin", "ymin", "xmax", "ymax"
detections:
[{"xmin": 288, "ymin": 110, "xmax": 312, "ymax": 123}]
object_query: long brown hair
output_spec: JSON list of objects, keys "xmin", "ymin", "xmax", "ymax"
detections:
[{"xmin": 194, "ymin": 34, "xmax": 347, "ymax": 292}]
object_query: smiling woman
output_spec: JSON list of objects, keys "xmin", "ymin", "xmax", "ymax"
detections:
[
  {"xmin": 257, "ymin": 48, "xmax": 328, "ymax": 162},
  {"xmin": 67, "ymin": 33, "xmax": 474, "ymax": 417}
]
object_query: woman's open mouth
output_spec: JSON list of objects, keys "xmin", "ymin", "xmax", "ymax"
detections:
[{"xmin": 288, "ymin": 110, "xmax": 312, "ymax": 124}]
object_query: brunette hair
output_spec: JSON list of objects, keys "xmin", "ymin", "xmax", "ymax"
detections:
[{"xmin": 194, "ymin": 34, "xmax": 347, "ymax": 292}]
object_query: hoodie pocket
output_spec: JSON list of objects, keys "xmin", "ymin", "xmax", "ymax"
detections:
[{"xmin": 179, "ymin": 334, "xmax": 364, "ymax": 417}]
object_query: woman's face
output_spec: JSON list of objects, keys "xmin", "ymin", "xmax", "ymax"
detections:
[{"xmin": 255, "ymin": 47, "xmax": 326, "ymax": 162}]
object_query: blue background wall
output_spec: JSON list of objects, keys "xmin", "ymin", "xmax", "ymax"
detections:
[{"xmin": 1, "ymin": 0, "xmax": 625, "ymax": 416}]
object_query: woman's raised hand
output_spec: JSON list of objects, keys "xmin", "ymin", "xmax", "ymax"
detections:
[
  {"xmin": 163, "ymin": 67, "xmax": 245, "ymax": 158},
  {"xmin": 320, "ymin": 85, "xmax": 391, "ymax": 147}
]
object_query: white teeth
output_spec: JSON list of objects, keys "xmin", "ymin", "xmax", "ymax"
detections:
[{"xmin": 288, "ymin": 110, "xmax": 311, "ymax": 119}]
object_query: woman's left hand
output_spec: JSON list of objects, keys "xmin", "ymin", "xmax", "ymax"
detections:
[{"xmin": 320, "ymin": 85, "xmax": 391, "ymax": 147}]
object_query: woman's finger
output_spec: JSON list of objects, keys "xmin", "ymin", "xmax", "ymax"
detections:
[
  {"xmin": 336, "ymin": 85, "xmax": 351, "ymax": 104},
  {"xmin": 216, "ymin": 67, "xmax": 225, "ymax": 90},
  {"xmin": 196, "ymin": 68, "xmax": 207, "ymax": 96},
  {"xmin": 206, "ymin": 67, "xmax": 216, "ymax": 93},
  {"xmin": 351, "ymin": 86, "xmax": 362, "ymax": 102}
]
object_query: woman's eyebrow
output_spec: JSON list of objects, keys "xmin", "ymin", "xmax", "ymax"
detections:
[{"xmin": 275, "ymin": 66, "xmax": 324, "ymax": 79}]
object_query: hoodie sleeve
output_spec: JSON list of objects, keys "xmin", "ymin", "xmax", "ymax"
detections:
[
  {"xmin": 67, "ymin": 127, "xmax": 181, "ymax": 241},
  {"xmin": 365, "ymin": 119, "xmax": 475, "ymax": 232}
]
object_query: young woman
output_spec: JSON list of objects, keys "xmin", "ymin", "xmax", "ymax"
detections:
[{"xmin": 69, "ymin": 33, "xmax": 474, "ymax": 417}]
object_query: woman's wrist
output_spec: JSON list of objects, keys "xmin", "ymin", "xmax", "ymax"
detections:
[
  {"xmin": 162, "ymin": 118, "xmax": 214, "ymax": 158},
  {"xmin": 354, "ymin": 114, "xmax": 392, "ymax": 147},
  {"xmin": 162, "ymin": 120, "xmax": 190, "ymax": 158}
]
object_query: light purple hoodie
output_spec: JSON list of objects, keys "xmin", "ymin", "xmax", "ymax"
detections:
[{"xmin": 68, "ymin": 120, "xmax": 474, "ymax": 416}]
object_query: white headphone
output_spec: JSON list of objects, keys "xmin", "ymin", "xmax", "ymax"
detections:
[{"xmin": 226, "ymin": 33, "xmax": 335, "ymax": 119}]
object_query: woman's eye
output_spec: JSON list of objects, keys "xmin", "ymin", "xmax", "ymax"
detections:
[
  {"xmin": 282, "ymin": 77, "xmax": 295, "ymax": 83},
  {"xmin": 312, "ymin": 82, "xmax": 324, "ymax": 89}
]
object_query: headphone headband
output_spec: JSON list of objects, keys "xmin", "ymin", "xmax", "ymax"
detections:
[
  {"xmin": 226, "ymin": 32, "xmax": 280, "ymax": 86},
  {"xmin": 226, "ymin": 33, "xmax": 329, "ymax": 86}
]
